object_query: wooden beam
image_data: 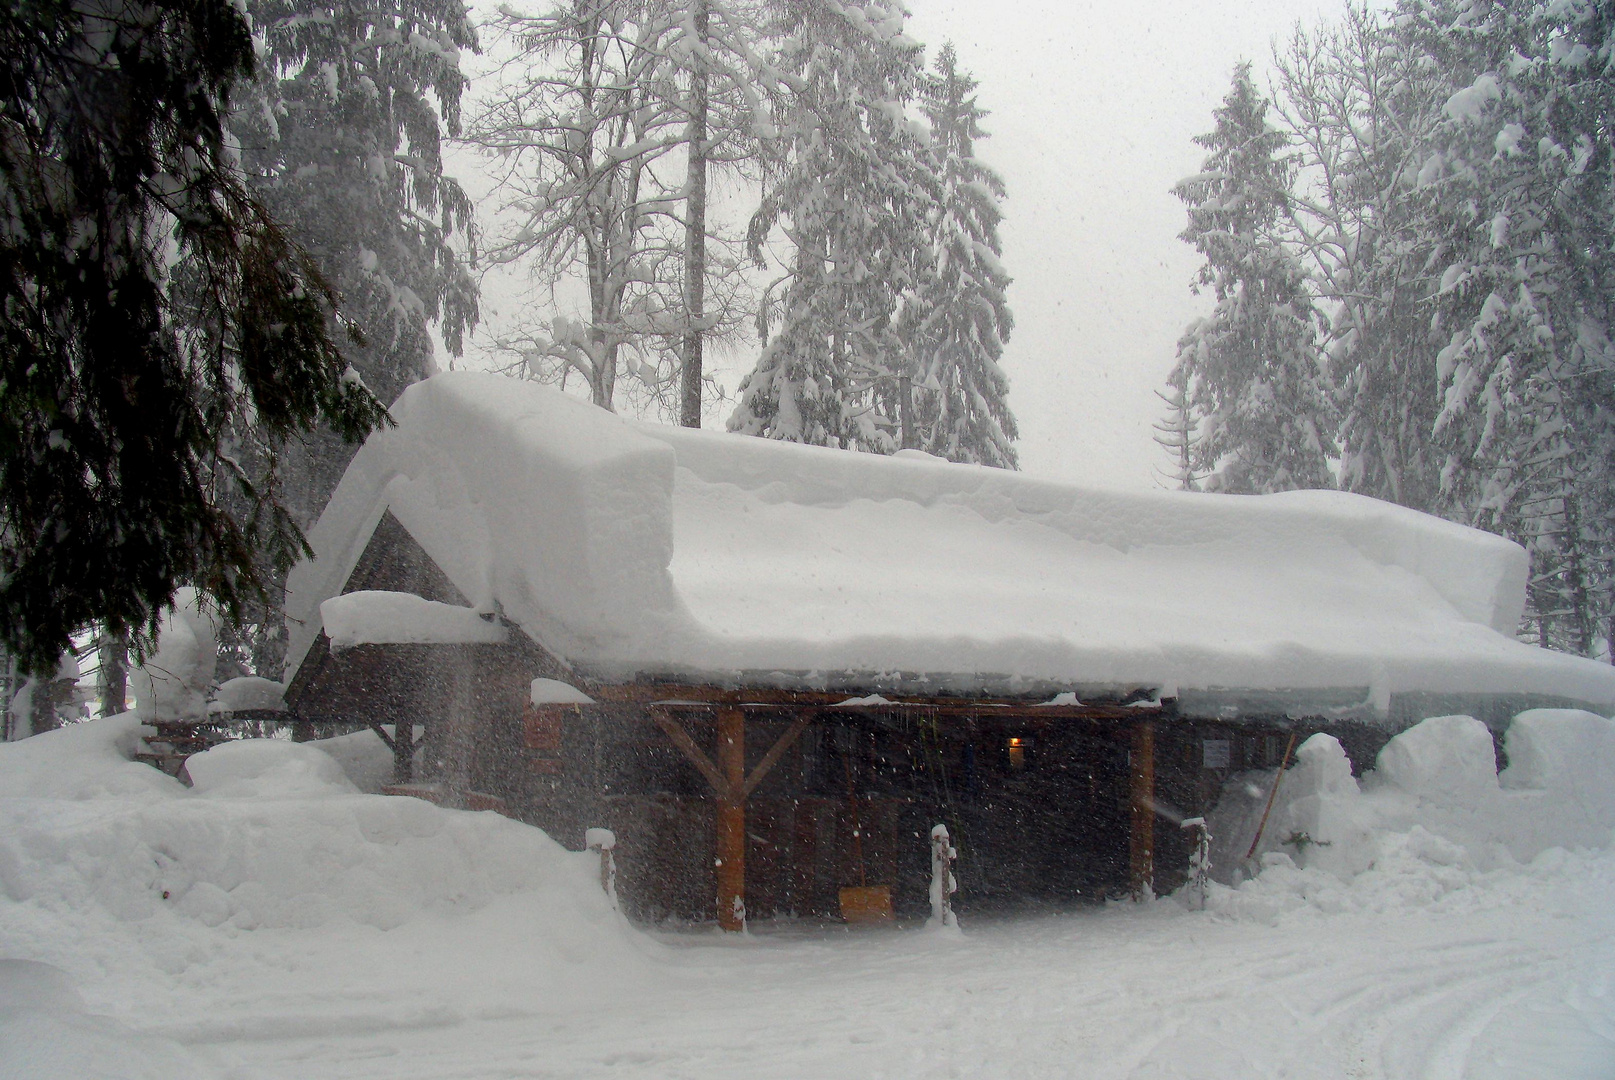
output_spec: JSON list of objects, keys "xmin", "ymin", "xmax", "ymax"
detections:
[
  {"xmin": 587, "ymin": 680, "xmax": 1167, "ymax": 719},
  {"xmin": 740, "ymin": 715, "xmax": 811, "ymax": 800},
  {"xmin": 1129, "ymin": 718, "xmax": 1156, "ymax": 900},
  {"xmin": 648, "ymin": 710, "xmax": 734, "ymax": 800},
  {"xmin": 716, "ymin": 706, "xmax": 745, "ymax": 931}
]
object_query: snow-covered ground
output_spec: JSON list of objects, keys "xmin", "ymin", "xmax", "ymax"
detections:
[{"xmin": 4, "ymin": 714, "xmax": 1614, "ymax": 1079}]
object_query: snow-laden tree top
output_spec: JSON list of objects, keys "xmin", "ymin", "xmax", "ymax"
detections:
[{"xmin": 284, "ymin": 373, "xmax": 1615, "ymax": 710}]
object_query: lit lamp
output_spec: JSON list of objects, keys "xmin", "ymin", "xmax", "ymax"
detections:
[{"xmin": 1007, "ymin": 735, "xmax": 1030, "ymax": 770}]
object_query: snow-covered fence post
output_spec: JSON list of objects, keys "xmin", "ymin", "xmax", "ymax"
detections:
[
  {"xmin": 586, "ymin": 828, "xmax": 618, "ymax": 910},
  {"xmin": 929, "ymin": 824, "xmax": 958, "ymax": 929},
  {"xmin": 1181, "ymin": 817, "xmax": 1211, "ymax": 910}
]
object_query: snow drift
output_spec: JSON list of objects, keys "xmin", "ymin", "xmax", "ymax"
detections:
[
  {"xmin": 0, "ymin": 716, "xmax": 644, "ymax": 1073},
  {"xmin": 1206, "ymin": 709, "xmax": 1615, "ymax": 919},
  {"xmin": 0, "ymin": 959, "xmax": 208, "ymax": 1080},
  {"xmin": 285, "ymin": 372, "xmax": 1615, "ymax": 710}
]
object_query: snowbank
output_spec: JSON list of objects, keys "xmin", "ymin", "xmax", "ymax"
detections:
[
  {"xmin": 0, "ymin": 717, "xmax": 642, "ymax": 1033},
  {"xmin": 319, "ymin": 590, "xmax": 508, "ymax": 650},
  {"xmin": 285, "ymin": 373, "xmax": 1615, "ymax": 710},
  {"xmin": 309, "ymin": 725, "xmax": 409, "ymax": 793},
  {"xmin": 1204, "ymin": 710, "xmax": 1615, "ymax": 919},
  {"xmin": 0, "ymin": 959, "xmax": 211, "ymax": 1080}
]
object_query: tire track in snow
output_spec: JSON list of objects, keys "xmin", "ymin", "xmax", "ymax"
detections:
[{"xmin": 191, "ymin": 890, "xmax": 1615, "ymax": 1080}]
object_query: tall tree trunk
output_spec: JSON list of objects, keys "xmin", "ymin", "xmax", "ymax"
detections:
[
  {"xmin": 678, "ymin": 0, "xmax": 709, "ymax": 428},
  {"xmin": 97, "ymin": 630, "xmax": 127, "ymax": 718},
  {"xmin": 899, "ymin": 375, "xmax": 914, "ymax": 449}
]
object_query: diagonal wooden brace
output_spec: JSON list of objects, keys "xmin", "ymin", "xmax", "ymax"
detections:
[
  {"xmin": 650, "ymin": 710, "xmax": 734, "ymax": 799},
  {"xmin": 648, "ymin": 709, "xmax": 812, "ymax": 803}
]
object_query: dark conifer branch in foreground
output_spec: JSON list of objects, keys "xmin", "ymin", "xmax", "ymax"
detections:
[{"xmin": 0, "ymin": 0, "xmax": 389, "ymax": 676}]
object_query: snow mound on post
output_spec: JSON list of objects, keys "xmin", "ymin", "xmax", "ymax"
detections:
[
  {"xmin": 132, "ymin": 588, "xmax": 219, "ymax": 722},
  {"xmin": 531, "ymin": 678, "xmax": 596, "ymax": 705},
  {"xmin": 309, "ymin": 725, "xmax": 406, "ymax": 793},
  {"xmin": 1205, "ymin": 710, "xmax": 1615, "ymax": 919},
  {"xmin": 208, "ymin": 675, "xmax": 286, "ymax": 715},
  {"xmin": 0, "ymin": 717, "xmax": 644, "ymax": 1026},
  {"xmin": 1500, "ymin": 709, "xmax": 1615, "ymax": 852}
]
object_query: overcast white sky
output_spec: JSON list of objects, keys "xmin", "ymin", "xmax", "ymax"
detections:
[{"xmin": 451, "ymin": 0, "xmax": 1348, "ymax": 491}]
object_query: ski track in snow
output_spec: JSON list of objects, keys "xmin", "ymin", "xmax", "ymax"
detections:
[{"xmin": 165, "ymin": 882, "xmax": 1615, "ymax": 1080}]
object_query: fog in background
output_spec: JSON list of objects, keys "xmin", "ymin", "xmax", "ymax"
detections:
[{"xmin": 449, "ymin": 0, "xmax": 1345, "ymax": 490}]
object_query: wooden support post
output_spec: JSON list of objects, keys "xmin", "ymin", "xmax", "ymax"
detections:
[
  {"xmin": 392, "ymin": 720, "xmax": 414, "ymax": 784},
  {"xmin": 369, "ymin": 720, "xmax": 416, "ymax": 784},
  {"xmin": 1129, "ymin": 718, "xmax": 1156, "ymax": 900},
  {"xmin": 649, "ymin": 706, "xmax": 810, "ymax": 928},
  {"xmin": 440, "ymin": 658, "xmax": 477, "ymax": 808},
  {"xmin": 716, "ymin": 706, "xmax": 746, "ymax": 931}
]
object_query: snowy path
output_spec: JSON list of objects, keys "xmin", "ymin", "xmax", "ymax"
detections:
[{"xmin": 173, "ymin": 875, "xmax": 1615, "ymax": 1080}]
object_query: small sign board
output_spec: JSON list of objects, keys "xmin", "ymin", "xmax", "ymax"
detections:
[{"xmin": 1201, "ymin": 739, "xmax": 1231, "ymax": 770}]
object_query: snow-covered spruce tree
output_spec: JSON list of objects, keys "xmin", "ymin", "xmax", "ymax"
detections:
[
  {"xmin": 1408, "ymin": 0, "xmax": 1615, "ymax": 657},
  {"xmin": 1171, "ymin": 62, "xmax": 1333, "ymax": 494},
  {"xmin": 728, "ymin": 0, "xmax": 938, "ymax": 451},
  {"xmin": 235, "ymin": 0, "xmax": 479, "ymax": 511},
  {"xmin": 898, "ymin": 43, "xmax": 1017, "ymax": 467},
  {"xmin": 1520, "ymin": 0, "xmax": 1615, "ymax": 660},
  {"xmin": 0, "ymin": 0, "xmax": 388, "ymax": 676}
]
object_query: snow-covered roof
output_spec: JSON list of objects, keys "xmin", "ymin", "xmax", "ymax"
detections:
[{"xmin": 284, "ymin": 372, "xmax": 1615, "ymax": 711}]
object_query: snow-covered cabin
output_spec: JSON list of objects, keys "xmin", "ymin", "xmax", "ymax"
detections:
[{"xmin": 282, "ymin": 372, "xmax": 1615, "ymax": 922}]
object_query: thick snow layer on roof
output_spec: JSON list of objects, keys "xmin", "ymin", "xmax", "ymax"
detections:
[
  {"xmin": 319, "ymin": 590, "xmax": 507, "ymax": 651},
  {"xmin": 285, "ymin": 373, "xmax": 1615, "ymax": 709},
  {"xmin": 207, "ymin": 676, "xmax": 286, "ymax": 715}
]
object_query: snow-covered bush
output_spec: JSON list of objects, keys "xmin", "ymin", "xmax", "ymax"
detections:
[{"xmin": 131, "ymin": 589, "xmax": 219, "ymax": 723}]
